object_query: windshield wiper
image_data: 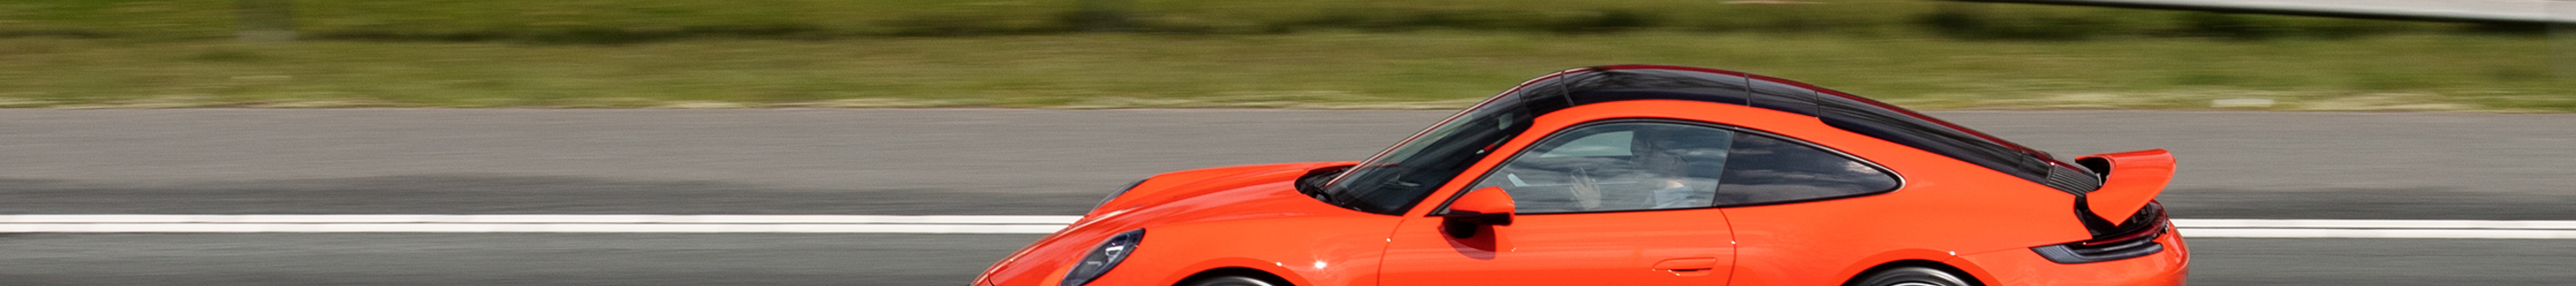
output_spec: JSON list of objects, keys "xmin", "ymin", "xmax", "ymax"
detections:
[{"xmin": 1294, "ymin": 166, "xmax": 1353, "ymax": 207}]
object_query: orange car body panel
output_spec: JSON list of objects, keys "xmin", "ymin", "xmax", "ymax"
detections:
[
  {"xmin": 980, "ymin": 68, "xmax": 2185, "ymax": 286},
  {"xmin": 983, "ymin": 162, "xmax": 1382, "ymax": 286},
  {"xmin": 1379, "ymin": 205, "xmax": 1735, "ymax": 285},
  {"xmin": 1379, "ymin": 100, "xmax": 2095, "ymax": 286}
]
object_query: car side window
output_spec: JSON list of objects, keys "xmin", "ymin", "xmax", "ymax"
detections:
[
  {"xmin": 1467, "ymin": 122, "xmax": 1736, "ymax": 214},
  {"xmin": 1715, "ymin": 134, "xmax": 1901, "ymax": 206}
]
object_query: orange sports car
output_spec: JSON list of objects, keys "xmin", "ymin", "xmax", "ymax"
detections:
[{"xmin": 974, "ymin": 64, "xmax": 2187, "ymax": 286}]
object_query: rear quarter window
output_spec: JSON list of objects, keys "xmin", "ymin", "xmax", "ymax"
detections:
[{"xmin": 1715, "ymin": 133, "xmax": 1901, "ymax": 206}]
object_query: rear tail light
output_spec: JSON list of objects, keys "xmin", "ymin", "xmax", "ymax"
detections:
[{"xmin": 2033, "ymin": 202, "xmax": 2169, "ymax": 264}]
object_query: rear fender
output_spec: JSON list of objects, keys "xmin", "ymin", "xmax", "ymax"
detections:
[{"xmin": 2076, "ymin": 149, "xmax": 2176, "ymax": 224}]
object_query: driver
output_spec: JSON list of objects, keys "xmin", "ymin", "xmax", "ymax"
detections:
[{"xmin": 1633, "ymin": 129, "xmax": 1717, "ymax": 209}]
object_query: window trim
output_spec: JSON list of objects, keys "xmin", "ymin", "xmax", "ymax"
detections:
[{"xmin": 1423, "ymin": 117, "xmax": 1907, "ymax": 216}]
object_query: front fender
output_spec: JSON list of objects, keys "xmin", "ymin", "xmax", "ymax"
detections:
[
  {"xmin": 1102, "ymin": 214, "xmax": 1397, "ymax": 286},
  {"xmin": 988, "ymin": 164, "xmax": 1394, "ymax": 286}
]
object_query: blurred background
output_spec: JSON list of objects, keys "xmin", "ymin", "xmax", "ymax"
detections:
[
  {"xmin": 3, "ymin": 1, "xmax": 2573, "ymax": 286},
  {"xmin": 0, "ymin": 0, "xmax": 2566, "ymax": 110}
]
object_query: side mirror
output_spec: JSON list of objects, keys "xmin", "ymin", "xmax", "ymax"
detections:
[{"xmin": 1442, "ymin": 187, "xmax": 1515, "ymax": 239}]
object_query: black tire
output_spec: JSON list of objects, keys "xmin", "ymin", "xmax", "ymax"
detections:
[
  {"xmin": 1182, "ymin": 275, "xmax": 1283, "ymax": 286},
  {"xmin": 1846, "ymin": 266, "xmax": 1976, "ymax": 286}
]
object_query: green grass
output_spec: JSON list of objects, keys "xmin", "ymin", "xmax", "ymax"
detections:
[
  {"xmin": 0, "ymin": 31, "xmax": 2563, "ymax": 111},
  {"xmin": 0, "ymin": 0, "xmax": 2513, "ymax": 41},
  {"xmin": 0, "ymin": 0, "xmax": 2564, "ymax": 111}
]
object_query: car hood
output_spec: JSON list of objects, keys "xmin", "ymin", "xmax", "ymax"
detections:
[
  {"xmin": 978, "ymin": 161, "xmax": 1381, "ymax": 285},
  {"xmin": 1081, "ymin": 161, "xmax": 1360, "ymax": 226}
]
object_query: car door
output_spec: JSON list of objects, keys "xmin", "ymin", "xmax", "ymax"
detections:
[{"xmin": 1378, "ymin": 121, "xmax": 1740, "ymax": 286}]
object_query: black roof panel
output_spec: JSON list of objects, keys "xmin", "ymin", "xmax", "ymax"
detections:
[{"xmin": 1476, "ymin": 64, "xmax": 2096, "ymax": 193}]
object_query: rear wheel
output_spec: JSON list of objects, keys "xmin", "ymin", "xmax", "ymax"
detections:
[
  {"xmin": 1182, "ymin": 275, "xmax": 1283, "ymax": 286},
  {"xmin": 1847, "ymin": 266, "xmax": 1975, "ymax": 286}
]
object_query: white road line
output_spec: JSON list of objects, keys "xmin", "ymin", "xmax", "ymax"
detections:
[
  {"xmin": 2172, "ymin": 219, "xmax": 2576, "ymax": 239},
  {"xmin": 2179, "ymin": 228, "xmax": 2576, "ymax": 240},
  {"xmin": 2, "ymin": 215, "xmax": 2572, "ymax": 238}
]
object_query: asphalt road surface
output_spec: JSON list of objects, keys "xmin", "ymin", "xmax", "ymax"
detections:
[
  {"xmin": 0, "ymin": 234, "xmax": 2565, "ymax": 286},
  {"xmin": 3, "ymin": 109, "xmax": 2572, "ymax": 285}
]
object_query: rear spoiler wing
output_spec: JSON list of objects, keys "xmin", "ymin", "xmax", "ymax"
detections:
[{"xmin": 2076, "ymin": 149, "xmax": 2176, "ymax": 224}]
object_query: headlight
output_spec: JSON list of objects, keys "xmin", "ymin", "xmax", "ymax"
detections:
[
  {"xmin": 1060, "ymin": 229, "xmax": 1146, "ymax": 286},
  {"xmin": 1092, "ymin": 180, "xmax": 1148, "ymax": 211}
]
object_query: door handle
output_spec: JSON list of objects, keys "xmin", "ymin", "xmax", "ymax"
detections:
[{"xmin": 1653, "ymin": 257, "xmax": 1719, "ymax": 276}]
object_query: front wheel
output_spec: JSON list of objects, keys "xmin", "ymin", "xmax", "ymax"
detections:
[
  {"xmin": 1846, "ymin": 266, "xmax": 1976, "ymax": 286},
  {"xmin": 1182, "ymin": 275, "xmax": 1283, "ymax": 286}
]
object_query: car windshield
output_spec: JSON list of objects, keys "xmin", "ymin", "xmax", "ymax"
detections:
[{"xmin": 1318, "ymin": 96, "xmax": 1536, "ymax": 214}]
